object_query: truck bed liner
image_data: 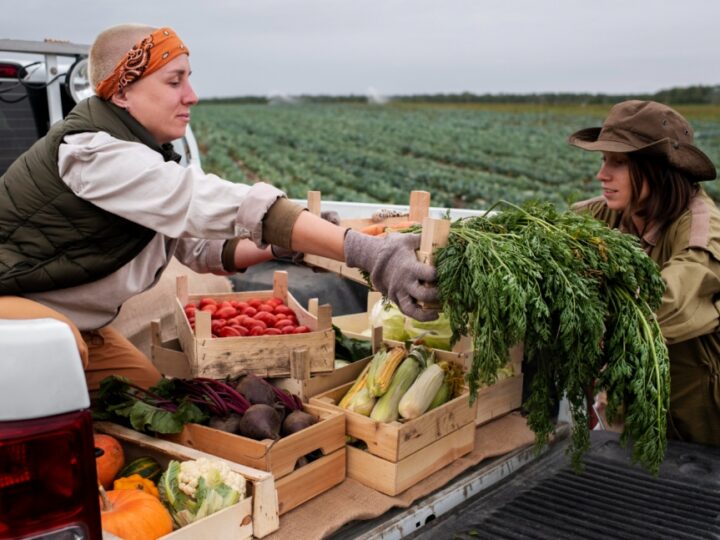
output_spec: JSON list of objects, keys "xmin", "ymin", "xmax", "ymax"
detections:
[{"xmin": 408, "ymin": 431, "xmax": 720, "ymax": 539}]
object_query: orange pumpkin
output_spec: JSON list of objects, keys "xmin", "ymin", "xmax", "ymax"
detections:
[
  {"xmin": 100, "ymin": 487, "xmax": 174, "ymax": 540},
  {"xmin": 94, "ymin": 434, "xmax": 125, "ymax": 489}
]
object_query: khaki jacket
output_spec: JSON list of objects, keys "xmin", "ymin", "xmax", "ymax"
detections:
[{"xmin": 574, "ymin": 190, "xmax": 720, "ymax": 445}]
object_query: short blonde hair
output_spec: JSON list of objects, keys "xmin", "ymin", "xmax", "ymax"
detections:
[{"xmin": 88, "ymin": 23, "xmax": 157, "ymax": 87}]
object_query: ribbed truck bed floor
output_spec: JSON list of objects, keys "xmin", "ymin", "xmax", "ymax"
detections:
[{"xmin": 407, "ymin": 431, "xmax": 720, "ymax": 540}]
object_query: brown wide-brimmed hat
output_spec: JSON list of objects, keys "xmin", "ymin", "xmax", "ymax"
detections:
[{"xmin": 568, "ymin": 100, "xmax": 717, "ymax": 181}]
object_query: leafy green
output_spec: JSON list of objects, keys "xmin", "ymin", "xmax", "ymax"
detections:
[
  {"xmin": 333, "ymin": 324, "xmax": 373, "ymax": 361},
  {"xmin": 435, "ymin": 201, "xmax": 669, "ymax": 474},
  {"xmin": 369, "ymin": 300, "xmax": 409, "ymax": 341},
  {"xmin": 92, "ymin": 376, "xmax": 207, "ymax": 434}
]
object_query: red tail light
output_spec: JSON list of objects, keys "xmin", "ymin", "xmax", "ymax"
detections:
[
  {"xmin": 0, "ymin": 63, "xmax": 20, "ymax": 78},
  {"xmin": 0, "ymin": 410, "xmax": 101, "ymax": 540}
]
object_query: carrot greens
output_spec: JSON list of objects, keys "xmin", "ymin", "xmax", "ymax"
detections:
[{"xmin": 435, "ymin": 201, "xmax": 669, "ymax": 474}]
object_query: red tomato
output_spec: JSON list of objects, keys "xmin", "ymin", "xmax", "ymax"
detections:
[
  {"xmin": 184, "ymin": 304, "xmax": 196, "ymax": 312},
  {"xmin": 273, "ymin": 305, "xmax": 293, "ymax": 316},
  {"xmin": 242, "ymin": 306, "xmax": 257, "ymax": 318},
  {"xmin": 231, "ymin": 324, "xmax": 249, "ymax": 336},
  {"xmin": 293, "ymin": 326, "xmax": 310, "ymax": 334},
  {"xmin": 255, "ymin": 312, "xmax": 277, "ymax": 326},
  {"xmin": 281, "ymin": 325, "xmax": 296, "ymax": 334},
  {"xmin": 214, "ymin": 306, "xmax": 237, "ymax": 319},
  {"xmin": 248, "ymin": 299, "xmax": 263, "ymax": 309},
  {"xmin": 219, "ymin": 300, "xmax": 233, "ymax": 309},
  {"xmin": 243, "ymin": 318, "xmax": 267, "ymax": 331},
  {"xmin": 211, "ymin": 319, "xmax": 227, "ymax": 331},
  {"xmin": 227, "ymin": 316, "xmax": 244, "ymax": 326},
  {"xmin": 198, "ymin": 297, "xmax": 218, "ymax": 308},
  {"xmin": 264, "ymin": 328, "xmax": 282, "ymax": 335},
  {"xmin": 250, "ymin": 326, "xmax": 265, "ymax": 336},
  {"xmin": 274, "ymin": 318, "xmax": 294, "ymax": 329},
  {"xmin": 267, "ymin": 297, "xmax": 284, "ymax": 307},
  {"xmin": 200, "ymin": 304, "xmax": 218, "ymax": 314},
  {"xmin": 257, "ymin": 304, "xmax": 274, "ymax": 313},
  {"xmin": 219, "ymin": 326, "xmax": 242, "ymax": 337}
]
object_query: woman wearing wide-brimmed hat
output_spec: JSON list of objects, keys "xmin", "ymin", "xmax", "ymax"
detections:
[{"xmin": 570, "ymin": 100, "xmax": 719, "ymax": 446}]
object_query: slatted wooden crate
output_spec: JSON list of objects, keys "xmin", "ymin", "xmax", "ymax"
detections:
[
  {"xmin": 303, "ymin": 190, "xmax": 431, "ymax": 284},
  {"xmin": 309, "ymin": 347, "xmax": 477, "ymax": 496},
  {"xmin": 171, "ymin": 271, "xmax": 334, "ymax": 379},
  {"xmin": 161, "ymin": 404, "xmax": 346, "ymax": 515},
  {"xmin": 94, "ymin": 421, "xmax": 280, "ymax": 539}
]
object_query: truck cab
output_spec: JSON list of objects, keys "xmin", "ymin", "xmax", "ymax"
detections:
[{"xmin": 0, "ymin": 38, "xmax": 200, "ymax": 176}]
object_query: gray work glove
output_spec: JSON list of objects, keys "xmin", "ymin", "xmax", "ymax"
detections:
[
  {"xmin": 272, "ymin": 210, "xmax": 342, "ymax": 263},
  {"xmin": 344, "ymin": 230, "xmax": 439, "ymax": 321}
]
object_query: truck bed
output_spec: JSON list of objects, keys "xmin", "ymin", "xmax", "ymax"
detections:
[{"xmin": 407, "ymin": 430, "xmax": 720, "ymax": 539}]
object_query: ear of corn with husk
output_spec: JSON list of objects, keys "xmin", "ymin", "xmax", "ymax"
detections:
[
  {"xmin": 398, "ymin": 362, "xmax": 445, "ymax": 420},
  {"xmin": 366, "ymin": 346, "xmax": 407, "ymax": 397},
  {"xmin": 429, "ymin": 360, "xmax": 466, "ymax": 411},
  {"xmin": 339, "ymin": 362, "xmax": 371, "ymax": 409},
  {"xmin": 370, "ymin": 354, "xmax": 423, "ymax": 423}
]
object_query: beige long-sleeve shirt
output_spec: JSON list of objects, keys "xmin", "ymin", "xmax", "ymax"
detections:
[
  {"xmin": 574, "ymin": 189, "xmax": 720, "ymax": 445},
  {"xmin": 26, "ymin": 131, "xmax": 288, "ymax": 330}
]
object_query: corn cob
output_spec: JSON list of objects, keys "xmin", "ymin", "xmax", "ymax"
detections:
[
  {"xmin": 370, "ymin": 355, "xmax": 422, "ymax": 423},
  {"xmin": 428, "ymin": 360, "xmax": 464, "ymax": 410},
  {"xmin": 345, "ymin": 386, "xmax": 377, "ymax": 416},
  {"xmin": 398, "ymin": 362, "xmax": 446, "ymax": 420},
  {"xmin": 367, "ymin": 346, "xmax": 407, "ymax": 397},
  {"xmin": 338, "ymin": 362, "xmax": 371, "ymax": 409},
  {"xmin": 427, "ymin": 376, "xmax": 452, "ymax": 411}
]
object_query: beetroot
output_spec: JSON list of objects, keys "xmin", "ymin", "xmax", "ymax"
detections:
[
  {"xmin": 235, "ymin": 374, "xmax": 278, "ymax": 407},
  {"xmin": 281, "ymin": 409, "xmax": 318, "ymax": 436},
  {"xmin": 209, "ymin": 413, "xmax": 243, "ymax": 434},
  {"xmin": 237, "ymin": 404, "xmax": 282, "ymax": 440}
]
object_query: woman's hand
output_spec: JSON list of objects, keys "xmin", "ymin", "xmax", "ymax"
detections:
[{"xmin": 344, "ymin": 230, "xmax": 439, "ymax": 321}]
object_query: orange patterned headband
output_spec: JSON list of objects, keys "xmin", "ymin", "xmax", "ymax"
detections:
[{"xmin": 95, "ymin": 27, "xmax": 189, "ymax": 100}]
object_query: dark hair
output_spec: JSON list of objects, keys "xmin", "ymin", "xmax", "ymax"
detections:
[{"xmin": 621, "ymin": 154, "xmax": 698, "ymax": 236}]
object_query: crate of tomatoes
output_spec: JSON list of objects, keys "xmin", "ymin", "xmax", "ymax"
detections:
[{"xmin": 164, "ymin": 271, "xmax": 335, "ymax": 379}]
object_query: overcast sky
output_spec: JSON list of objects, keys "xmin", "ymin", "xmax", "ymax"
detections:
[{"xmin": 4, "ymin": 0, "xmax": 719, "ymax": 99}]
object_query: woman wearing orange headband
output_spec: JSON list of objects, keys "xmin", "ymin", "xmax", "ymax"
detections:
[{"xmin": 0, "ymin": 24, "xmax": 438, "ymax": 391}]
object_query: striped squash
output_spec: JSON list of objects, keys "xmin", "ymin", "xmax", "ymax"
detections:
[{"xmin": 116, "ymin": 456, "xmax": 163, "ymax": 483}]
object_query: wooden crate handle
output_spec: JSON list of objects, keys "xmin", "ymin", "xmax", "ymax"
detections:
[
  {"xmin": 272, "ymin": 271, "xmax": 289, "ymax": 300},
  {"xmin": 307, "ymin": 191, "xmax": 322, "ymax": 216},
  {"xmin": 316, "ymin": 303, "xmax": 332, "ymax": 330},
  {"xmin": 417, "ymin": 217, "xmax": 450, "ymax": 265},
  {"xmin": 151, "ymin": 319, "xmax": 162, "ymax": 347},
  {"xmin": 408, "ymin": 190, "xmax": 431, "ymax": 223},
  {"xmin": 290, "ymin": 347, "xmax": 310, "ymax": 380},
  {"xmin": 371, "ymin": 325, "xmax": 383, "ymax": 353},
  {"xmin": 195, "ymin": 309, "xmax": 212, "ymax": 339},
  {"xmin": 176, "ymin": 275, "xmax": 189, "ymax": 305}
]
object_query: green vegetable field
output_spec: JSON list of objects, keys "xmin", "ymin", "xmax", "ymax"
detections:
[{"xmin": 192, "ymin": 102, "xmax": 720, "ymax": 209}]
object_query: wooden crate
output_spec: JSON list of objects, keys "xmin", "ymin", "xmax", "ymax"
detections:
[
  {"xmin": 345, "ymin": 422, "xmax": 476, "ymax": 496},
  {"xmin": 94, "ymin": 421, "xmax": 280, "ymax": 539},
  {"xmin": 270, "ymin": 326, "xmax": 384, "ymax": 402},
  {"xmin": 303, "ymin": 190, "xmax": 432, "ymax": 285},
  {"xmin": 310, "ymin": 375, "xmax": 476, "ymax": 496},
  {"xmin": 173, "ymin": 271, "xmax": 334, "ymax": 379},
  {"xmin": 162, "ymin": 404, "xmax": 346, "ymax": 515}
]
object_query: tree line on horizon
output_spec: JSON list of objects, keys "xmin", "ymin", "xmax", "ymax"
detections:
[{"xmin": 204, "ymin": 84, "xmax": 720, "ymax": 106}]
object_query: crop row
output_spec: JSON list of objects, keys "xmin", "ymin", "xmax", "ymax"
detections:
[{"xmin": 192, "ymin": 103, "xmax": 720, "ymax": 209}]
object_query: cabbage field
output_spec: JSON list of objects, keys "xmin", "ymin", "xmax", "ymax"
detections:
[{"xmin": 192, "ymin": 103, "xmax": 720, "ymax": 209}]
